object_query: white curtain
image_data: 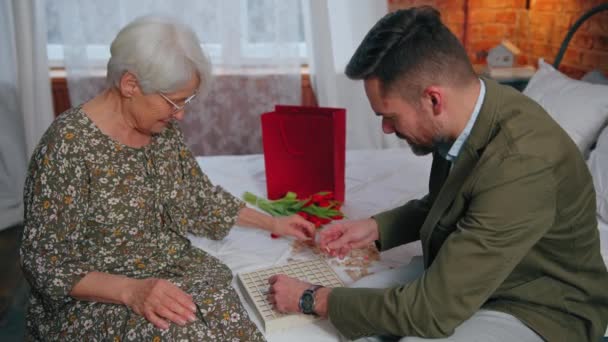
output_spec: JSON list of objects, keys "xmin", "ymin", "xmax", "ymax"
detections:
[
  {"xmin": 304, "ymin": 0, "xmax": 406, "ymax": 150},
  {"xmin": 0, "ymin": 0, "xmax": 54, "ymax": 230},
  {"xmin": 46, "ymin": 0, "xmax": 304, "ymax": 156}
]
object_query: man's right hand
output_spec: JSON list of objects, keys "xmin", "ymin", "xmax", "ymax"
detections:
[
  {"xmin": 123, "ymin": 278, "xmax": 198, "ymax": 330},
  {"xmin": 319, "ymin": 218, "xmax": 379, "ymax": 258}
]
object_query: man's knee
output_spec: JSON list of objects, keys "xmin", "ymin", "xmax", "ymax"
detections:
[{"xmin": 400, "ymin": 336, "xmax": 451, "ymax": 342}]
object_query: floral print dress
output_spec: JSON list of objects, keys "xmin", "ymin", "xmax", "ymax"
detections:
[{"xmin": 21, "ymin": 107, "xmax": 266, "ymax": 341}]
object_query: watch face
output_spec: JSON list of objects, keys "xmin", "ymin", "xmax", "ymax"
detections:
[{"xmin": 301, "ymin": 292, "xmax": 315, "ymax": 314}]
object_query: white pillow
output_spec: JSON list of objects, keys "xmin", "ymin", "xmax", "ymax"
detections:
[
  {"xmin": 582, "ymin": 69, "xmax": 608, "ymax": 86},
  {"xmin": 523, "ymin": 59, "xmax": 608, "ymax": 157},
  {"xmin": 588, "ymin": 126, "xmax": 608, "ymax": 222}
]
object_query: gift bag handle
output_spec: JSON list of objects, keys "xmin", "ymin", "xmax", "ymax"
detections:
[{"xmin": 279, "ymin": 118, "xmax": 305, "ymax": 156}]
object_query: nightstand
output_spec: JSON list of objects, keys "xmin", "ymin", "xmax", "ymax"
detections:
[{"xmin": 474, "ymin": 65, "xmax": 537, "ymax": 91}]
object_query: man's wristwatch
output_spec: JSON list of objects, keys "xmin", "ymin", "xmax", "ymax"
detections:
[{"xmin": 299, "ymin": 285, "xmax": 323, "ymax": 315}]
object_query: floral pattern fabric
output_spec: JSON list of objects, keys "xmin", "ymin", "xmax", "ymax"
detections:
[{"xmin": 20, "ymin": 107, "xmax": 265, "ymax": 341}]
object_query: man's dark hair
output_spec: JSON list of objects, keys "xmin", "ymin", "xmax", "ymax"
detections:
[{"xmin": 345, "ymin": 6, "xmax": 476, "ymax": 100}]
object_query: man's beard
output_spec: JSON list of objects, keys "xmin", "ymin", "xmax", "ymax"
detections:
[
  {"xmin": 409, "ymin": 142, "xmax": 434, "ymax": 156},
  {"xmin": 395, "ymin": 132, "xmax": 434, "ymax": 156},
  {"xmin": 395, "ymin": 131, "xmax": 445, "ymax": 156}
]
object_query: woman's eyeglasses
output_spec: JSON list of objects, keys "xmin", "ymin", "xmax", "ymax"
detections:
[{"xmin": 159, "ymin": 92, "xmax": 197, "ymax": 115}]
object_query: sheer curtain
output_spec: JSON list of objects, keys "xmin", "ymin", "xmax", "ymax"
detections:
[
  {"xmin": 304, "ymin": 0, "xmax": 406, "ymax": 150},
  {"xmin": 0, "ymin": 0, "xmax": 54, "ymax": 230},
  {"xmin": 46, "ymin": 0, "xmax": 305, "ymax": 155}
]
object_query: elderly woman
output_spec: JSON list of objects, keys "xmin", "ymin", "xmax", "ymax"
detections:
[{"xmin": 21, "ymin": 16, "xmax": 314, "ymax": 341}]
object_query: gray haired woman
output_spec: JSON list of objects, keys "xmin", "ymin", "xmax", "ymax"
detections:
[{"xmin": 21, "ymin": 16, "xmax": 313, "ymax": 341}]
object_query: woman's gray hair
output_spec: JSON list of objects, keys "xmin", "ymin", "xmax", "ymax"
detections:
[{"xmin": 106, "ymin": 15, "xmax": 212, "ymax": 95}]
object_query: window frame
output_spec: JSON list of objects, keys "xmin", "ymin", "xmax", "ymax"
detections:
[{"xmin": 47, "ymin": 0, "xmax": 307, "ymax": 68}]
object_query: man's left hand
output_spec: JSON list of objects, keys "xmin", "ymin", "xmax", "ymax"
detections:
[
  {"xmin": 268, "ymin": 274, "xmax": 332, "ymax": 318},
  {"xmin": 267, "ymin": 274, "xmax": 311, "ymax": 314}
]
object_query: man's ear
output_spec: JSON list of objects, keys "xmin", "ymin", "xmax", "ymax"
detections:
[
  {"xmin": 423, "ymin": 86, "xmax": 442, "ymax": 116},
  {"xmin": 118, "ymin": 72, "xmax": 140, "ymax": 98}
]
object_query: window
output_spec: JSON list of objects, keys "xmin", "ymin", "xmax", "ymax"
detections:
[
  {"xmin": 241, "ymin": 0, "xmax": 306, "ymax": 61},
  {"xmin": 45, "ymin": 0, "xmax": 307, "ymax": 68}
]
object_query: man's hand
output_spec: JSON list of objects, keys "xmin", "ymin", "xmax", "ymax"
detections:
[
  {"xmin": 123, "ymin": 278, "xmax": 198, "ymax": 330},
  {"xmin": 319, "ymin": 218, "xmax": 379, "ymax": 258},
  {"xmin": 267, "ymin": 274, "xmax": 310, "ymax": 314},
  {"xmin": 272, "ymin": 215, "xmax": 316, "ymax": 241},
  {"xmin": 267, "ymin": 274, "xmax": 331, "ymax": 318}
]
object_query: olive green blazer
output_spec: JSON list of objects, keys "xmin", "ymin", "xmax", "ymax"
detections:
[{"xmin": 328, "ymin": 78, "xmax": 608, "ymax": 341}]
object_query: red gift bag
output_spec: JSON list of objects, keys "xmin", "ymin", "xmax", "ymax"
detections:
[{"xmin": 261, "ymin": 105, "xmax": 346, "ymax": 202}]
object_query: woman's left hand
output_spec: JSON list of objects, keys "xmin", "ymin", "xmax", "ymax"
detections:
[{"xmin": 272, "ymin": 215, "xmax": 316, "ymax": 240}]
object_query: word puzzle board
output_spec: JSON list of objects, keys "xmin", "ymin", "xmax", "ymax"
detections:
[{"xmin": 237, "ymin": 258, "xmax": 344, "ymax": 333}]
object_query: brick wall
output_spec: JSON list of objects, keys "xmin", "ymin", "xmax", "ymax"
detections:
[
  {"xmin": 388, "ymin": 0, "xmax": 608, "ymax": 78},
  {"xmin": 386, "ymin": 0, "xmax": 469, "ymax": 41}
]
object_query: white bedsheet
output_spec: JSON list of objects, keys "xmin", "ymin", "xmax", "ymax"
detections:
[
  {"xmin": 190, "ymin": 148, "xmax": 608, "ymax": 341},
  {"xmin": 599, "ymin": 218, "xmax": 608, "ymax": 267}
]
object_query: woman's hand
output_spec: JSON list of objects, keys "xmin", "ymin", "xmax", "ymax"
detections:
[
  {"xmin": 319, "ymin": 218, "xmax": 379, "ymax": 258},
  {"xmin": 272, "ymin": 215, "xmax": 316, "ymax": 241},
  {"xmin": 237, "ymin": 207, "xmax": 315, "ymax": 240},
  {"xmin": 71, "ymin": 273, "xmax": 198, "ymax": 330},
  {"xmin": 123, "ymin": 278, "xmax": 198, "ymax": 330}
]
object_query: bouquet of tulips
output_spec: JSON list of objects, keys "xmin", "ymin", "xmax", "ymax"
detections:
[{"xmin": 243, "ymin": 191, "xmax": 345, "ymax": 238}]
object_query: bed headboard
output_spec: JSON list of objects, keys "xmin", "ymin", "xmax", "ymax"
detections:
[{"xmin": 553, "ymin": 3, "xmax": 608, "ymax": 70}]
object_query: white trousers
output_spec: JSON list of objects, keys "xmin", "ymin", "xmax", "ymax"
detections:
[{"xmin": 348, "ymin": 257, "xmax": 543, "ymax": 342}]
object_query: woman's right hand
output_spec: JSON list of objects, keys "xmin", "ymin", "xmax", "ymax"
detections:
[{"xmin": 123, "ymin": 278, "xmax": 198, "ymax": 330}]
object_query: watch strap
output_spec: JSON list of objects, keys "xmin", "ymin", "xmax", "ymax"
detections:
[{"xmin": 299, "ymin": 284, "xmax": 324, "ymax": 315}]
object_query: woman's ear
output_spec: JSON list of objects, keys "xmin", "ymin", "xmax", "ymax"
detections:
[{"xmin": 118, "ymin": 72, "xmax": 140, "ymax": 98}]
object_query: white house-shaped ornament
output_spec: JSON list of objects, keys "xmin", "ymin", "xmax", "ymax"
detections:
[{"xmin": 487, "ymin": 40, "xmax": 520, "ymax": 68}]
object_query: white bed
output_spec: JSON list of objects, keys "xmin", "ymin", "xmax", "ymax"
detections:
[{"xmin": 190, "ymin": 147, "xmax": 608, "ymax": 341}]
